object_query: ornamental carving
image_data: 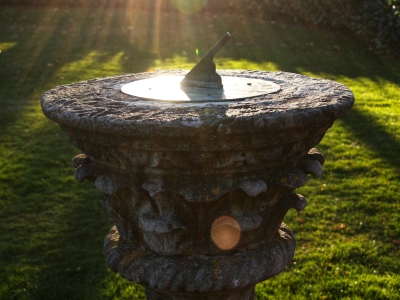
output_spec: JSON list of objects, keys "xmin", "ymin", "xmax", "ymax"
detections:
[{"xmin": 71, "ymin": 147, "xmax": 323, "ymax": 257}]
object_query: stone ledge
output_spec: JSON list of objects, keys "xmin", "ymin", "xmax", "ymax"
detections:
[{"xmin": 41, "ymin": 70, "xmax": 354, "ymax": 145}]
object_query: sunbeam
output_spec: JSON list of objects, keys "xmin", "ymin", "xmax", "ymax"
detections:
[{"xmin": 170, "ymin": 0, "xmax": 208, "ymax": 14}]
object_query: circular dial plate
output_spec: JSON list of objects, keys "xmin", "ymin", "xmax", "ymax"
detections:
[{"xmin": 121, "ymin": 76, "xmax": 280, "ymax": 102}]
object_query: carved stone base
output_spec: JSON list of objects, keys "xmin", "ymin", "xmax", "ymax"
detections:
[
  {"xmin": 104, "ymin": 223, "xmax": 296, "ymax": 299},
  {"xmin": 42, "ymin": 70, "xmax": 354, "ymax": 299},
  {"xmin": 145, "ymin": 285, "xmax": 255, "ymax": 300}
]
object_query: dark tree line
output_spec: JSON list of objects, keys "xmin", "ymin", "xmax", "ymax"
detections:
[{"xmin": 253, "ymin": 0, "xmax": 400, "ymax": 57}]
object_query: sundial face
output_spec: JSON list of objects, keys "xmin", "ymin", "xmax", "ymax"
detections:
[
  {"xmin": 120, "ymin": 75, "xmax": 280, "ymax": 102},
  {"xmin": 121, "ymin": 33, "xmax": 280, "ymax": 102}
]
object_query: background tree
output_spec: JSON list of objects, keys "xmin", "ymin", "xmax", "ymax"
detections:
[{"xmin": 251, "ymin": 0, "xmax": 400, "ymax": 57}]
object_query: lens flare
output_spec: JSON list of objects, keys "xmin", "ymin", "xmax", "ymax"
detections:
[
  {"xmin": 170, "ymin": 0, "xmax": 208, "ymax": 14},
  {"xmin": 211, "ymin": 216, "xmax": 241, "ymax": 250},
  {"xmin": 196, "ymin": 48, "xmax": 199, "ymax": 55}
]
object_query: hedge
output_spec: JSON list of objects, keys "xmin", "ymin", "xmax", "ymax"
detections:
[{"xmin": 238, "ymin": 0, "xmax": 400, "ymax": 57}]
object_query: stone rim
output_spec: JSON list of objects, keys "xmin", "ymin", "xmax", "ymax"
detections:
[{"xmin": 41, "ymin": 70, "xmax": 354, "ymax": 141}]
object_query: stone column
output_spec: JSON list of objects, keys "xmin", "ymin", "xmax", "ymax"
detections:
[{"xmin": 41, "ymin": 70, "xmax": 354, "ymax": 299}]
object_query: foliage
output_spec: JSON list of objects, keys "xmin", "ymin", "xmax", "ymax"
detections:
[
  {"xmin": 248, "ymin": 0, "xmax": 400, "ymax": 57},
  {"xmin": 0, "ymin": 4, "xmax": 400, "ymax": 300},
  {"xmin": 388, "ymin": 0, "xmax": 400, "ymax": 14}
]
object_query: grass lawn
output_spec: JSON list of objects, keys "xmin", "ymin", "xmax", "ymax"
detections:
[{"xmin": 0, "ymin": 3, "xmax": 399, "ymax": 300}]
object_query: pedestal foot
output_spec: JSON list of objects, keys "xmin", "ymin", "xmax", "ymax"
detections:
[
  {"xmin": 145, "ymin": 285, "xmax": 255, "ymax": 300},
  {"xmin": 104, "ymin": 223, "xmax": 295, "ymax": 300}
]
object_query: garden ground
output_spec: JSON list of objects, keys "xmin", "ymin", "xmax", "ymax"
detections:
[{"xmin": 0, "ymin": 3, "xmax": 399, "ymax": 300}]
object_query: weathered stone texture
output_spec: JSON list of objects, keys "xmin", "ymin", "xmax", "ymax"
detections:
[{"xmin": 41, "ymin": 70, "xmax": 354, "ymax": 299}]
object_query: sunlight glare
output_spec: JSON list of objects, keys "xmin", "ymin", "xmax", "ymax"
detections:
[
  {"xmin": 55, "ymin": 51, "xmax": 124, "ymax": 82},
  {"xmin": 170, "ymin": 0, "xmax": 208, "ymax": 14},
  {"xmin": 211, "ymin": 215, "xmax": 241, "ymax": 250},
  {"xmin": 0, "ymin": 42, "xmax": 17, "ymax": 53}
]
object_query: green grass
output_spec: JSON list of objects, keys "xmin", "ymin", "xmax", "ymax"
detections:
[{"xmin": 0, "ymin": 3, "xmax": 399, "ymax": 300}]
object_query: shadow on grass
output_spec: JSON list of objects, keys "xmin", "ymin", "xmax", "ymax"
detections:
[
  {"xmin": 341, "ymin": 108, "xmax": 400, "ymax": 171},
  {"xmin": 0, "ymin": 4, "xmax": 154, "ymax": 133}
]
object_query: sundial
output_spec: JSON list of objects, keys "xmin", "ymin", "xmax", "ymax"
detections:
[
  {"xmin": 42, "ymin": 36, "xmax": 354, "ymax": 299},
  {"xmin": 121, "ymin": 32, "xmax": 281, "ymax": 102}
]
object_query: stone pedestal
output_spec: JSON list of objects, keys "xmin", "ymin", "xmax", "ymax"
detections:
[{"xmin": 41, "ymin": 70, "xmax": 354, "ymax": 299}]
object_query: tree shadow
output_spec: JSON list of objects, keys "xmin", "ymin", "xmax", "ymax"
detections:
[
  {"xmin": 0, "ymin": 3, "xmax": 153, "ymax": 133},
  {"xmin": 340, "ymin": 107, "xmax": 400, "ymax": 171}
]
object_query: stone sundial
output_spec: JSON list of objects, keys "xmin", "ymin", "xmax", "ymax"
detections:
[
  {"xmin": 121, "ymin": 32, "xmax": 280, "ymax": 102},
  {"xmin": 41, "ymin": 32, "xmax": 354, "ymax": 300}
]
